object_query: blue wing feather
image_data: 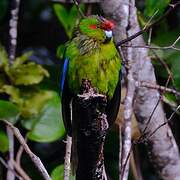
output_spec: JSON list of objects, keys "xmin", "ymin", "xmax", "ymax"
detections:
[{"xmin": 60, "ymin": 58, "xmax": 69, "ymax": 94}]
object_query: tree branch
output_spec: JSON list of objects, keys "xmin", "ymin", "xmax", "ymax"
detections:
[
  {"xmin": 7, "ymin": 0, "xmax": 21, "ymax": 178},
  {"xmin": 128, "ymin": 1, "xmax": 180, "ymax": 180},
  {"xmin": 0, "ymin": 157, "xmax": 22, "ymax": 180},
  {"xmin": 6, "ymin": 127, "xmax": 15, "ymax": 180},
  {"xmin": 9, "ymin": 0, "xmax": 21, "ymax": 64},
  {"xmin": 75, "ymin": 79, "xmax": 109, "ymax": 180},
  {"xmin": 13, "ymin": 160, "xmax": 31, "ymax": 180},
  {"xmin": 2, "ymin": 120, "xmax": 51, "ymax": 180},
  {"xmin": 64, "ymin": 135, "xmax": 72, "ymax": 180},
  {"xmin": 137, "ymin": 81, "xmax": 180, "ymax": 96},
  {"xmin": 121, "ymin": 34, "xmax": 180, "ymax": 51},
  {"xmin": 115, "ymin": 2, "xmax": 180, "ymax": 47},
  {"xmin": 101, "ymin": 0, "xmax": 180, "ymax": 179}
]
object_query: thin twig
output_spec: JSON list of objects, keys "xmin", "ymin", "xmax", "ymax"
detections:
[
  {"xmin": 2, "ymin": 120, "xmax": 51, "ymax": 180},
  {"xmin": 15, "ymin": 136, "xmax": 30, "ymax": 180},
  {"xmin": 121, "ymin": 144, "xmax": 133, "ymax": 180},
  {"xmin": 137, "ymin": 81, "xmax": 180, "ymax": 96},
  {"xmin": 121, "ymin": 44, "xmax": 180, "ymax": 51},
  {"xmin": 16, "ymin": 135, "xmax": 27, "ymax": 166},
  {"xmin": 9, "ymin": 0, "xmax": 21, "ymax": 64},
  {"xmin": 139, "ymin": 75, "xmax": 171, "ymax": 140},
  {"xmin": 121, "ymin": 35, "xmax": 180, "ymax": 51},
  {"xmin": 64, "ymin": 98, "xmax": 73, "ymax": 180},
  {"xmin": 148, "ymin": 28, "xmax": 152, "ymax": 45},
  {"xmin": 143, "ymin": 10, "xmax": 159, "ymax": 30},
  {"xmin": 13, "ymin": 160, "xmax": 31, "ymax": 180},
  {"xmin": 6, "ymin": 126, "xmax": 15, "ymax": 180},
  {"xmin": 116, "ymin": 2, "xmax": 180, "ymax": 47},
  {"xmin": 64, "ymin": 135, "xmax": 72, "ymax": 180},
  {"xmin": 0, "ymin": 156, "xmax": 22, "ymax": 180},
  {"xmin": 145, "ymin": 104, "xmax": 180, "ymax": 140},
  {"xmin": 151, "ymin": 50, "xmax": 175, "ymax": 85}
]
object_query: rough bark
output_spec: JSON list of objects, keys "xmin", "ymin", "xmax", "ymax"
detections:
[
  {"xmin": 101, "ymin": 0, "xmax": 180, "ymax": 179},
  {"xmin": 129, "ymin": 2, "xmax": 180, "ymax": 180},
  {"xmin": 9, "ymin": 0, "xmax": 21, "ymax": 64},
  {"xmin": 6, "ymin": 127, "xmax": 15, "ymax": 180},
  {"xmin": 75, "ymin": 80, "xmax": 108, "ymax": 180},
  {"xmin": 100, "ymin": 1, "xmax": 133, "ymax": 180}
]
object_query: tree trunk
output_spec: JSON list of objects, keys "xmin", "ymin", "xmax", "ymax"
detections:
[{"xmin": 101, "ymin": 0, "xmax": 180, "ymax": 179}]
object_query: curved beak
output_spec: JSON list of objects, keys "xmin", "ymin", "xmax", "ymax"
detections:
[{"xmin": 104, "ymin": 30, "xmax": 113, "ymax": 43}]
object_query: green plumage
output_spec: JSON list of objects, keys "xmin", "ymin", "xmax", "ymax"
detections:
[
  {"xmin": 61, "ymin": 16, "xmax": 122, "ymax": 135},
  {"xmin": 65, "ymin": 16, "xmax": 121, "ymax": 98}
]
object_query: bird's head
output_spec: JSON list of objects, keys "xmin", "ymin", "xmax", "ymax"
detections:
[{"xmin": 79, "ymin": 15, "xmax": 115, "ymax": 43}]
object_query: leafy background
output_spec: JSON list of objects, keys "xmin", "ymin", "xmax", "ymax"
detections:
[{"xmin": 0, "ymin": 0, "xmax": 180, "ymax": 179}]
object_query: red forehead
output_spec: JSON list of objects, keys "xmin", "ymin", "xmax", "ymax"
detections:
[{"xmin": 101, "ymin": 20, "xmax": 115, "ymax": 30}]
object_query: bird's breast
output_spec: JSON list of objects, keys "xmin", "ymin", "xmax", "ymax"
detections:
[{"xmin": 67, "ymin": 41, "xmax": 121, "ymax": 98}]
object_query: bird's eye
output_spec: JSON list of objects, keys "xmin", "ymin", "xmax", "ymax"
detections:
[{"xmin": 89, "ymin": 24, "xmax": 97, "ymax": 30}]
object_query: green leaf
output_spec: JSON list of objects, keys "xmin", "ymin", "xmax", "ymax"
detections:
[
  {"xmin": 51, "ymin": 165, "xmax": 64, "ymax": 180},
  {"xmin": 21, "ymin": 116, "xmax": 37, "ymax": 130},
  {"xmin": 7, "ymin": 62, "xmax": 49, "ymax": 85},
  {"xmin": 51, "ymin": 164, "xmax": 75, "ymax": 180},
  {"xmin": 66, "ymin": 5, "xmax": 80, "ymax": 38},
  {"xmin": 53, "ymin": 4, "xmax": 69, "ymax": 36},
  {"xmin": 163, "ymin": 93, "xmax": 177, "ymax": 108},
  {"xmin": 0, "ymin": 85, "xmax": 55, "ymax": 118},
  {"xmin": 13, "ymin": 51, "xmax": 33, "ymax": 68},
  {"xmin": 53, "ymin": 4, "xmax": 84, "ymax": 38},
  {"xmin": 144, "ymin": 0, "xmax": 171, "ymax": 17},
  {"xmin": 20, "ymin": 90, "xmax": 54, "ymax": 118},
  {"xmin": 0, "ymin": 85, "xmax": 23, "ymax": 106},
  {"xmin": 0, "ymin": 100, "xmax": 20, "ymax": 124},
  {"xmin": 0, "ymin": 130, "xmax": 9, "ymax": 153},
  {"xmin": 27, "ymin": 92, "xmax": 65, "ymax": 142}
]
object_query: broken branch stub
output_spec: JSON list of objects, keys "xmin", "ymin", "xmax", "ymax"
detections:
[{"xmin": 74, "ymin": 79, "xmax": 109, "ymax": 180}]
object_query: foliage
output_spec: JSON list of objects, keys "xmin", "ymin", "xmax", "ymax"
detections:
[
  {"xmin": 0, "ymin": 46, "xmax": 65, "ymax": 143},
  {"xmin": 51, "ymin": 164, "xmax": 75, "ymax": 180},
  {"xmin": 138, "ymin": 1, "xmax": 180, "ymax": 108},
  {"xmin": 53, "ymin": 4, "xmax": 85, "ymax": 39},
  {"xmin": 152, "ymin": 29, "xmax": 180, "ymax": 92},
  {"xmin": 144, "ymin": 0, "xmax": 171, "ymax": 17},
  {"xmin": 25, "ymin": 92, "xmax": 65, "ymax": 142},
  {"xmin": 53, "ymin": 3, "xmax": 85, "ymax": 59},
  {"xmin": 0, "ymin": 100, "xmax": 20, "ymax": 124}
]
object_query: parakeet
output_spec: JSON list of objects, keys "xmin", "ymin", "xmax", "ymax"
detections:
[{"xmin": 60, "ymin": 15, "xmax": 121, "ymax": 135}]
